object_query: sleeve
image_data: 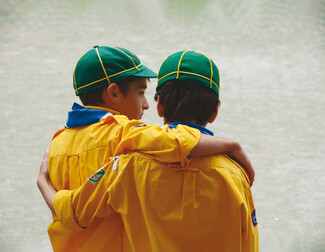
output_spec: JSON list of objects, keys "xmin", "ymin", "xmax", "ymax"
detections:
[
  {"xmin": 53, "ymin": 190, "xmax": 83, "ymax": 232},
  {"xmin": 53, "ymin": 161, "xmax": 117, "ymax": 231},
  {"xmin": 107, "ymin": 117, "xmax": 201, "ymax": 166}
]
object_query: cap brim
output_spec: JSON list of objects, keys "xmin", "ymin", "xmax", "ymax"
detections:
[{"xmin": 133, "ymin": 66, "xmax": 157, "ymax": 78}]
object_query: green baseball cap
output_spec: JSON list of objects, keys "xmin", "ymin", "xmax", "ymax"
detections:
[
  {"xmin": 73, "ymin": 46, "xmax": 157, "ymax": 95},
  {"xmin": 157, "ymin": 50, "xmax": 220, "ymax": 95}
]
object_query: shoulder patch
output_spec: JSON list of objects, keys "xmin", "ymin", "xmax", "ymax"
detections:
[
  {"xmin": 252, "ymin": 209, "xmax": 258, "ymax": 226},
  {"xmin": 132, "ymin": 124, "xmax": 147, "ymax": 130},
  {"xmin": 88, "ymin": 168, "xmax": 105, "ymax": 185}
]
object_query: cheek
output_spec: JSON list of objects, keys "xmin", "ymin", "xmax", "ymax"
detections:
[
  {"xmin": 132, "ymin": 98, "xmax": 142, "ymax": 111},
  {"xmin": 137, "ymin": 97, "xmax": 144, "ymax": 107}
]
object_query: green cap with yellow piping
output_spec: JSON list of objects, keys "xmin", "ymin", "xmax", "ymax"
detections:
[
  {"xmin": 73, "ymin": 46, "xmax": 157, "ymax": 95},
  {"xmin": 157, "ymin": 50, "xmax": 220, "ymax": 95}
]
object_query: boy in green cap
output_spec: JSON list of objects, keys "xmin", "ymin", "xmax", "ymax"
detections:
[{"xmin": 38, "ymin": 47, "xmax": 255, "ymax": 252}]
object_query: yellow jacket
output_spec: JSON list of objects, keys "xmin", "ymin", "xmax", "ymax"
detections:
[
  {"xmin": 48, "ymin": 105, "xmax": 200, "ymax": 252},
  {"xmin": 54, "ymin": 152, "xmax": 258, "ymax": 252}
]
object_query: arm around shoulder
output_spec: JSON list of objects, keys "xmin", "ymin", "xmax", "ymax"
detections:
[{"xmin": 190, "ymin": 135, "xmax": 255, "ymax": 186}]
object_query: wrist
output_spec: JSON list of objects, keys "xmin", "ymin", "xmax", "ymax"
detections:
[{"xmin": 217, "ymin": 137, "xmax": 240, "ymax": 153}]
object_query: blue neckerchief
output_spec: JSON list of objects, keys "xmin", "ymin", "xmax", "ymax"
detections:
[
  {"xmin": 168, "ymin": 122, "xmax": 214, "ymax": 136},
  {"xmin": 65, "ymin": 103, "xmax": 113, "ymax": 128}
]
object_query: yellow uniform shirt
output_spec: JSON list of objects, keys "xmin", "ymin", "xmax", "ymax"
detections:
[
  {"xmin": 48, "ymin": 106, "xmax": 200, "ymax": 252},
  {"xmin": 54, "ymin": 152, "xmax": 258, "ymax": 252}
]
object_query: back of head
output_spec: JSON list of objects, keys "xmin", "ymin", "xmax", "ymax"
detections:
[
  {"xmin": 73, "ymin": 45, "xmax": 157, "ymax": 106},
  {"xmin": 155, "ymin": 51, "xmax": 220, "ymax": 126}
]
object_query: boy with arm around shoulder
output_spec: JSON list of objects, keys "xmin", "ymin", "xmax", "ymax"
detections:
[{"xmin": 38, "ymin": 47, "xmax": 255, "ymax": 252}]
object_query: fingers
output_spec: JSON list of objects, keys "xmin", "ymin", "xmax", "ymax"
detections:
[
  {"xmin": 248, "ymin": 165, "xmax": 255, "ymax": 187},
  {"xmin": 243, "ymin": 158, "xmax": 254, "ymax": 187},
  {"xmin": 39, "ymin": 149, "xmax": 50, "ymax": 177},
  {"xmin": 228, "ymin": 146, "xmax": 255, "ymax": 187},
  {"xmin": 43, "ymin": 149, "xmax": 49, "ymax": 162}
]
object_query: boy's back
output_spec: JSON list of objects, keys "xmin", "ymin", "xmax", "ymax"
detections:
[
  {"xmin": 57, "ymin": 151, "xmax": 258, "ymax": 251},
  {"xmin": 106, "ymin": 152, "xmax": 258, "ymax": 251}
]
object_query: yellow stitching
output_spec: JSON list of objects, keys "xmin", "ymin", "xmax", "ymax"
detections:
[
  {"xmin": 108, "ymin": 64, "xmax": 142, "ymax": 78},
  {"xmin": 177, "ymin": 51, "xmax": 188, "ymax": 79},
  {"xmin": 96, "ymin": 48, "xmax": 111, "ymax": 85},
  {"xmin": 217, "ymin": 67, "xmax": 220, "ymax": 88},
  {"xmin": 182, "ymin": 71, "xmax": 219, "ymax": 92},
  {"xmin": 158, "ymin": 71, "xmax": 219, "ymax": 92},
  {"xmin": 158, "ymin": 71, "xmax": 177, "ymax": 82},
  {"xmin": 75, "ymin": 77, "xmax": 107, "ymax": 91},
  {"xmin": 112, "ymin": 47, "xmax": 140, "ymax": 71},
  {"xmin": 195, "ymin": 51, "xmax": 214, "ymax": 88},
  {"xmin": 157, "ymin": 56, "xmax": 169, "ymax": 78},
  {"xmin": 74, "ymin": 72, "xmax": 78, "ymax": 95},
  {"xmin": 75, "ymin": 63, "xmax": 143, "ymax": 92}
]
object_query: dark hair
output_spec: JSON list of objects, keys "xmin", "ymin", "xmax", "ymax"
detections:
[
  {"xmin": 78, "ymin": 76, "xmax": 141, "ymax": 106},
  {"xmin": 154, "ymin": 80, "xmax": 219, "ymax": 126},
  {"xmin": 78, "ymin": 86, "xmax": 106, "ymax": 106}
]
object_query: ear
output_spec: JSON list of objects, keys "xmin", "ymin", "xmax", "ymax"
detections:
[
  {"xmin": 106, "ymin": 83, "xmax": 120, "ymax": 104},
  {"xmin": 208, "ymin": 102, "xmax": 220, "ymax": 124},
  {"xmin": 156, "ymin": 95, "xmax": 164, "ymax": 118}
]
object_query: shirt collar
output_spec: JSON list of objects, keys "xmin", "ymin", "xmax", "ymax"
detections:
[
  {"xmin": 65, "ymin": 102, "xmax": 118, "ymax": 128},
  {"xmin": 168, "ymin": 122, "xmax": 214, "ymax": 136}
]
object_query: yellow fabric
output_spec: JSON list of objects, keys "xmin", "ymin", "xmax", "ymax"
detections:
[
  {"xmin": 55, "ymin": 152, "xmax": 258, "ymax": 252},
  {"xmin": 48, "ymin": 113, "xmax": 200, "ymax": 252}
]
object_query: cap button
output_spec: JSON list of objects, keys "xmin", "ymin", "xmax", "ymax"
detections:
[{"xmin": 93, "ymin": 45, "xmax": 99, "ymax": 48}]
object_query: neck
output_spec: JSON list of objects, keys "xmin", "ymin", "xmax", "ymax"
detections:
[{"xmin": 96, "ymin": 101, "xmax": 121, "ymax": 114}]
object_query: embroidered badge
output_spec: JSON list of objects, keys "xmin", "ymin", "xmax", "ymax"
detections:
[
  {"xmin": 252, "ymin": 209, "xmax": 258, "ymax": 226},
  {"xmin": 88, "ymin": 168, "xmax": 105, "ymax": 185},
  {"xmin": 132, "ymin": 124, "xmax": 147, "ymax": 130}
]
